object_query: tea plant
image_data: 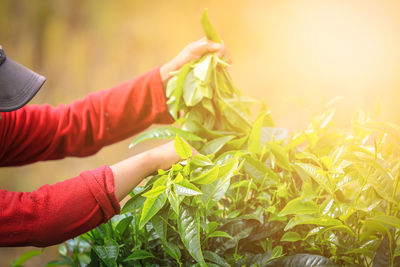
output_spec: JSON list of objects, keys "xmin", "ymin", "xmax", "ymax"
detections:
[{"xmin": 16, "ymin": 9, "xmax": 400, "ymax": 267}]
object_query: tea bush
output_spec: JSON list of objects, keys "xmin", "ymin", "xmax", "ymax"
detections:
[{"xmin": 14, "ymin": 9, "xmax": 400, "ymax": 267}]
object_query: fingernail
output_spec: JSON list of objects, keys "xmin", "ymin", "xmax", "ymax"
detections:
[{"xmin": 211, "ymin": 43, "xmax": 222, "ymax": 50}]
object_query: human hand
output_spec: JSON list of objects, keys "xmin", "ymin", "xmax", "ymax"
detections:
[
  {"xmin": 160, "ymin": 37, "xmax": 229, "ymax": 87},
  {"xmin": 153, "ymin": 140, "xmax": 199, "ymax": 170},
  {"xmin": 112, "ymin": 140, "xmax": 198, "ymax": 201}
]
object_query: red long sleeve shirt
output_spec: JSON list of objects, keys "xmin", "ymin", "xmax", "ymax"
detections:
[{"xmin": 0, "ymin": 67, "xmax": 173, "ymax": 247}]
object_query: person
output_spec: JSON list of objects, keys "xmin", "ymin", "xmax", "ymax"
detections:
[{"xmin": 0, "ymin": 38, "xmax": 226, "ymax": 247}]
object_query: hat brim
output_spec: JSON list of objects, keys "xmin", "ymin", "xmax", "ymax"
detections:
[{"xmin": 0, "ymin": 57, "xmax": 45, "ymax": 112}]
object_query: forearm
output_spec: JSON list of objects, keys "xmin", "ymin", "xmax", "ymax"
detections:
[
  {"xmin": 111, "ymin": 141, "xmax": 181, "ymax": 201},
  {"xmin": 111, "ymin": 150, "xmax": 158, "ymax": 201}
]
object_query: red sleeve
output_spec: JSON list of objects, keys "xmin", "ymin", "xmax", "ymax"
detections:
[
  {"xmin": 0, "ymin": 166, "xmax": 119, "ymax": 247},
  {"xmin": 0, "ymin": 66, "xmax": 173, "ymax": 166},
  {"xmin": 0, "ymin": 67, "xmax": 173, "ymax": 246}
]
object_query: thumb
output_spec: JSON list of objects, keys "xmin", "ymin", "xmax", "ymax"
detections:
[{"xmin": 206, "ymin": 41, "xmax": 222, "ymax": 52}]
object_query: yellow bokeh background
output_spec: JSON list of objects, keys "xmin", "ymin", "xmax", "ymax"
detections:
[{"xmin": 1, "ymin": 0, "xmax": 400, "ymax": 264}]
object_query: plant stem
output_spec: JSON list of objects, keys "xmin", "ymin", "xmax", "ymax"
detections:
[{"xmin": 389, "ymin": 170, "xmax": 400, "ymax": 216}]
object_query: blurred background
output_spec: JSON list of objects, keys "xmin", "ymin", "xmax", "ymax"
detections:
[{"xmin": 2, "ymin": 0, "xmax": 400, "ymax": 265}]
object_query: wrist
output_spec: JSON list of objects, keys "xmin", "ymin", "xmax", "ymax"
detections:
[
  {"xmin": 145, "ymin": 148, "xmax": 162, "ymax": 171},
  {"xmin": 149, "ymin": 141, "xmax": 181, "ymax": 171},
  {"xmin": 160, "ymin": 61, "xmax": 176, "ymax": 89}
]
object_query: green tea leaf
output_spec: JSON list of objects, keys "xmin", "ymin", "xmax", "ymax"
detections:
[
  {"xmin": 201, "ymin": 159, "xmax": 237, "ymax": 206},
  {"xmin": 243, "ymin": 155, "xmax": 278, "ymax": 184},
  {"xmin": 139, "ymin": 192, "xmax": 167, "ymax": 229},
  {"xmin": 58, "ymin": 244, "xmax": 67, "ymax": 256},
  {"xmin": 296, "ymin": 163, "xmax": 333, "ymax": 194},
  {"xmin": 228, "ymin": 135, "xmax": 248, "ymax": 149},
  {"xmin": 267, "ymin": 254, "xmax": 337, "ymax": 266},
  {"xmin": 201, "ymin": 135, "xmax": 235, "ymax": 155},
  {"xmin": 285, "ymin": 132, "xmax": 307, "ymax": 151},
  {"xmin": 124, "ymin": 250, "xmax": 155, "ymax": 261},
  {"xmin": 115, "ymin": 216, "xmax": 133, "ymax": 236},
  {"xmin": 203, "ymin": 251, "xmax": 230, "ymax": 267},
  {"xmin": 230, "ymin": 179, "xmax": 257, "ymax": 190},
  {"xmin": 175, "ymin": 179, "xmax": 203, "ymax": 196},
  {"xmin": 368, "ymin": 215, "xmax": 400, "ymax": 229},
  {"xmin": 191, "ymin": 154, "xmax": 213, "ymax": 167},
  {"xmin": 271, "ymin": 246, "xmax": 283, "ymax": 260},
  {"xmin": 169, "ymin": 63, "xmax": 192, "ymax": 119},
  {"xmin": 129, "ymin": 126, "xmax": 203, "ymax": 148},
  {"xmin": 219, "ymin": 220, "xmax": 256, "ymax": 251},
  {"xmin": 183, "ymin": 71, "xmax": 203, "ymax": 106},
  {"xmin": 248, "ymin": 112, "xmax": 267, "ymax": 154},
  {"xmin": 191, "ymin": 165, "xmax": 220, "ymax": 184},
  {"xmin": 168, "ymin": 190, "xmax": 180, "ymax": 215},
  {"xmin": 174, "ymin": 134, "xmax": 193, "ymax": 159},
  {"xmin": 199, "ymin": 83, "xmax": 213, "ymax": 99},
  {"xmin": 202, "ymin": 97, "xmax": 215, "ymax": 114},
  {"xmin": 163, "ymin": 241, "xmax": 181, "ymax": 261},
  {"xmin": 142, "ymin": 185, "xmax": 167, "ymax": 198},
  {"xmin": 368, "ymin": 172, "xmax": 396, "ymax": 203},
  {"xmin": 10, "ymin": 249, "xmax": 43, "ymax": 267},
  {"xmin": 204, "ymin": 159, "xmax": 239, "ymax": 206},
  {"xmin": 92, "ymin": 239, "xmax": 119, "ymax": 267},
  {"xmin": 200, "ymin": 9, "xmax": 222, "ymax": 43},
  {"xmin": 218, "ymin": 158, "xmax": 239, "ymax": 181},
  {"xmin": 280, "ymin": 231, "xmax": 302, "ymax": 242},
  {"xmin": 208, "ymin": 230, "xmax": 233, "ymax": 239},
  {"xmin": 151, "ymin": 213, "xmax": 167, "ymax": 242},
  {"xmin": 293, "ymin": 164, "xmax": 312, "ymax": 185},
  {"xmin": 194, "ymin": 54, "xmax": 213, "ymax": 83},
  {"xmin": 268, "ymin": 141, "xmax": 291, "ymax": 171},
  {"xmin": 319, "ymin": 225, "xmax": 356, "ymax": 237},
  {"xmin": 284, "ymin": 215, "xmax": 342, "ymax": 231},
  {"xmin": 219, "ymin": 98, "xmax": 252, "ymax": 132},
  {"xmin": 178, "ymin": 205, "xmax": 206, "ymax": 266},
  {"xmin": 201, "ymin": 160, "xmax": 237, "ymax": 205},
  {"xmin": 207, "ymin": 221, "xmax": 220, "ymax": 234},
  {"xmin": 279, "ymin": 197, "xmax": 319, "ymax": 217},
  {"xmin": 44, "ymin": 256, "xmax": 74, "ymax": 267},
  {"xmin": 166, "ymin": 75, "xmax": 177, "ymax": 98}
]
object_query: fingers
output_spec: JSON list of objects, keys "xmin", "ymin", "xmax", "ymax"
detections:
[
  {"xmin": 216, "ymin": 41, "xmax": 226, "ymax": 58},
  {"xmin": 162, "ymin": 37, "xmax": 231, "ymax": 85},
  {"xmin": 192, "ymin": 37, "xmax": 231, "ymax": 63},
  {"xmin": 203, "ymin": 40, "xmax": 222, "ymax": 55},
  {"xmin": 216, "ymin": 41, "xmax": 231, "ymax": 63},
  {"xmin": 215, "ymin": 41, "xmax": 232, "ymax": 64},
  {"xmin": 192, "ymin": 39, "xmax": 221, "ymax": 57},
  {"xmin": 205, "ymin": 40, "xmax": 223, "ymax": 52}
]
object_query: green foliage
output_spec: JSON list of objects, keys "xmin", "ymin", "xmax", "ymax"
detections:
[
  {"xmin": 92, "ymin": 239, "xmax": 119, "ymax": 267},
  {"xmin": 43, "ymin": 8, "xmax": 400, "ymax": 267},
  {"xmin": 201, "ymin": 9, "xmax": 222, "ymax": 44},
  {"xmin": 124, "ymin": 250, "xmax": 155, "ymax": 261},
  {"xmin": 10, "ymin": 249, "xmax": 43, "ymax": 267},
  {"xmin": 178, "ymin": 205, "xmax": 206, "ymax": 266},
  {"xmin": 174, "ymin": 134, "xmax": 193, "ymax": 159},
  {"xmin": 129, "ymin": 126, "xmax": 204, "ymax": 148}
]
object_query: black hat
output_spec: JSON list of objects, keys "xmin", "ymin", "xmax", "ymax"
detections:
[{"xmin": 0, "ymin": 45, "xmax": 46, "ymax": 112}]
